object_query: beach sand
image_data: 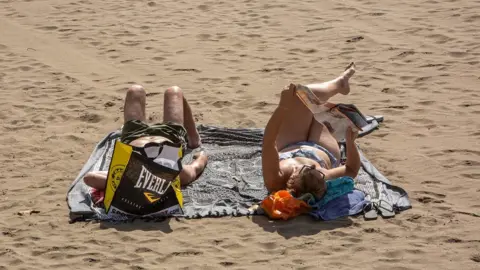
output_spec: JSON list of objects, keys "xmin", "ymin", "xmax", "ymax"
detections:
[{"xmin": 0, "ymin": 0, "xmax": 479, "ymax": 269}]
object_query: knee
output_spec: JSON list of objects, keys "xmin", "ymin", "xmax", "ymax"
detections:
[
  {"xmin": 126, "ymin": 84, "xmax": 145, "ymax": 99},
  {"xmin": 164, "ymin": 85, "xmax": 183, "ymax": 98}
]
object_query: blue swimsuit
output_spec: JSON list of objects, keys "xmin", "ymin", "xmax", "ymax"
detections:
[{"xmin": 278, "ymin": 141, "xmax": 340, "ymax": 168}]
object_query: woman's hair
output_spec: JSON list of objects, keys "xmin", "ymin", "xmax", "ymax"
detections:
[{"xmin": 287, "ymin": 166, "xmax": 327, "ymax": 198}]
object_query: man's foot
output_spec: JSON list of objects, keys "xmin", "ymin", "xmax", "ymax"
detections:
[
  {"xmin": 337, "ymin": 62, "xmax": 356, "ymax": 95},
  {"xmin": 193, "ymin": 151, "xmax": 207, "ymax": 162},
  {"xmin": 192, "ymin": 150, "xmax": 208, "ymax": 174}
]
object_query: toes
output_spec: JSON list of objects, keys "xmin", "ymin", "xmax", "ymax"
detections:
[{"xmin": 345, "ymin": 62, "xmax": 355, "ymax": 71}]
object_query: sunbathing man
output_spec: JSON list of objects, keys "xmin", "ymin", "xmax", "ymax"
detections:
[
  {"xmin": 262, "ymin": 63, "xmax": 360, "ymax": 198},
  {"xmin": 84, "ymin": 85, "xmax": 208, "ymax": 190}
]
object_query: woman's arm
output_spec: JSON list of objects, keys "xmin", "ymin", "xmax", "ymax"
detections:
[
  {"xmin": 321, "ymin": 127, "xmax": 361, "ymax": 180},
  {"xmin": 262, "ymin": 106, "xmax": 288, "ymax": 192},
  {"xmin": 343, "ymin": 127, "xmax": 361, "ymax": 177},
  {"xmin": 262, "ymin": 85, "xmax": 298, "ymax": 192}
]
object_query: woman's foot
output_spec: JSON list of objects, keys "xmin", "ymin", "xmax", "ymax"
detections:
[
  {"xmin": 337, "ymin": 62, "xmax": 356, "ymax": 95},
  {"xmin": 305, "ymin": 62, "xmax": 356, "ymax": 100}
]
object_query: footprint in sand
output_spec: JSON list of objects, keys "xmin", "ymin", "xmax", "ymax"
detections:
[
  {"xmin": 18, "ymin": 66, "xmax": 33, "ymax": 71},
  {"xmin": 212, "ymin": 100, "xmax": 233, "ymax": 108},
  {"xmin": 417, "ymin": 100, "xmax": 435, "ymax": 106},
  {"xmin": 416, "ymin": 196, "xmax": 444, "ymax": 204},
  {"xmin": 173, "ymin": 68, "xmax": 201, "ymax": 73},
  {"xmin": 416, "ymin": 191, "xmax": 446, "ymax": 198},
  {"xmin": 236, "ymin": 119, "xmax": 256, "ymax": 127},
  {"xmin": 346, "ymin": 36, "xmax": 364, "ymax": 43},
  {"xmin": 259, "ymin": 67, "xmax": 285, "ymax": 73},
  {"xmin": 196, "ymin": 33, "xmax": 211, "ymax": 41},
  {"xmin": 197, "ymin": 4, "xmax": 209, "ymax": 11},
  {"xmin": 289, "ymin": 48, "xmax": 317, "ymax": 54},
  {"xmin": 457, "ymin": 160, "xmax": 480, "ymax": 166},
  {"xmin": 306, "ymin": 27, "xmax": 333, "ymax": 33},
  {"xmin": 409, "ymin": 118, "xmax": 434, "ymax": 125},
  {"xmin": 78, "ymin": 113, "xmax": 102, "ymax": 123},
  {"xmin": 37, "ymin": 26, "xmax": 58, "ymax": 31},
  {"xmin": 255, "ymin": 241, "xmax": 277, "ymax": 250},
  {"xmin": 421, "ymin": 180, "xmax": 442, "ymax": 185},
  {"xmin": 461, "ymin": 173, "xmax": 480, "ymax": 179},
  {"xmin": 427, "ymin": 33, "xmax": 453, "ymax": 44},
  {"xmin": 219, "ymin": 262, "xmax": 236, "ymax": 266},
  {"xmin": 470, "ymin": 254, "xmax": 480, "ymax": 263}
]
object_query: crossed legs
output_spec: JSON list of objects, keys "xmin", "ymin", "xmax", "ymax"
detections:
[{"xmin": 275, "ymin": 63, "xmax": 356, "ymax": 159}]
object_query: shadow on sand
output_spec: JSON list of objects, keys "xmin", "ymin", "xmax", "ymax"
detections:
[
  {"xmin": 250, "ymin": 214, "xmax": 354, "ymax": 239},
  {"xmin": 98, "ymin": 217, "xmax": 174, "ymax": 233},
  {"xmin": 96, "ymin": 214, "xmax": 354, "ymax": 237}
]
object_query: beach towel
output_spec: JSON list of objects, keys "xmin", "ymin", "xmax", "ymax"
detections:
[
  {"xmin": 309, "ymin": 190, "xmax": 370, "ymax": 221},
  {"xmin": 298, "ymin": 176, "xmax": 356, "ymax": 209},
  {"xmin": 67, "ymin": 116, "xmax": 411, "ymax": 222}
]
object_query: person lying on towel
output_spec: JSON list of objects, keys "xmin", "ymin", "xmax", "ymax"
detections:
[
  {"xmin": 84, "ymin": 85, "xmax": 208, "ymax": 190},
  {"xmin": 262, "ymin": 63, "xmax": 360, "ymax": 199}
]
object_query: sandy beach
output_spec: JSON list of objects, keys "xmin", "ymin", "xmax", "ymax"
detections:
[{"xmin": 1, "ymin": 0, "xmax": 479, "ymax": 269}]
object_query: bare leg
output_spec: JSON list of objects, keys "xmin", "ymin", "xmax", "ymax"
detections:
[
  {"xmin": 275, "ymin": 84, "xmax": 314, "ymax": 150},
  {"xmin": 164, "ymin": 86, "xmax": 206, "ymax": 185},
  {"xmin": 304, "ymin": 63, "xmax": 356, "ymax": 159},
  {"xmin": 306, "ymin": 62, "xmax": 355, "ymax": 101},
  {"xmin": 182, "ymin": 98, "xmax": 201, "ymax": 148},
  {"xmin": 163, "ymin": 86, "xmax": 201, "ymax": 148},
  {"xmin": 276, "ymin": 63, "xmax": 355, "ymax": 152},
  {"xmin": 124, "ymin": 85, "xmax": 147, "ymax": 123},
  {"xmin": 307, "ymin": 121, "xmax": 341, "ymax": 160}
]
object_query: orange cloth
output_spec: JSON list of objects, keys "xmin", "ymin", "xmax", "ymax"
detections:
[{"xmin": 261, "ymin": 190, "xmax": 311, "ymax": 220}]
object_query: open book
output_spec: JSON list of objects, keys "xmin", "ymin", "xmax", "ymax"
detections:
[{"xmin": 295, "ymin": 84, "xmax": 369, "ymax": 142}]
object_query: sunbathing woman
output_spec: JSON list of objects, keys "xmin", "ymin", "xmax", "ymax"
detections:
[{"xmin": 262, "ymin": 63, "xmax": 360, "ymax": 199}]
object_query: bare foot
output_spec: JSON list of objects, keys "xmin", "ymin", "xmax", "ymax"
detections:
[
  {"xmin": 305, "ymin": 62, "xmax": 356, "ymax": 100},
  {"xmin": 193, "ymin": 151, "xmax": 207, "ymax": 161},
  {"xmin": 193, "ymin": 151, "xmax": 208, "ymax": 172},
  {"xmin": 337, "ymin": 62, "xmax": 356, "ymax": 95}
]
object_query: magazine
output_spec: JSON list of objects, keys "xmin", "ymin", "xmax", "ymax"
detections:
[
  {"xmin": 103, "ymin": 140, "xmax": 185, "ymax": 219},
  {"xmin": 295, "ymin": 84, "xmax": 369, "ymax": 141}
]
